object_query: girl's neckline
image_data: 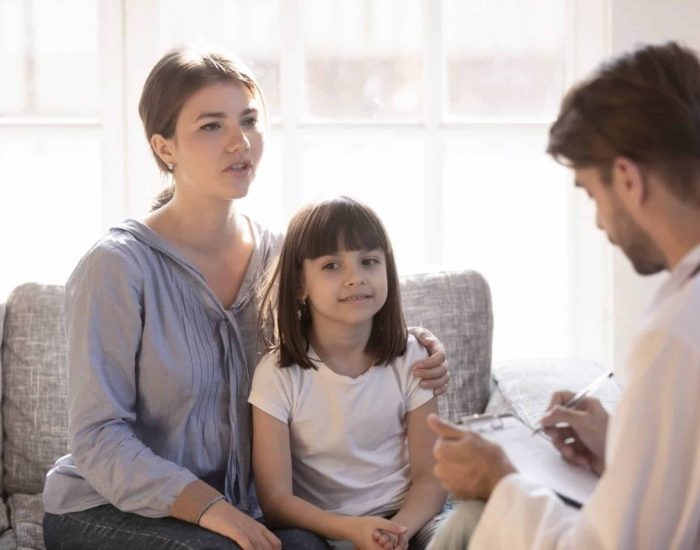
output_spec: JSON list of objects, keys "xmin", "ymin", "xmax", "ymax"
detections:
[{"xmin": 308, "ymin": 346, "xmax": 382, "ymax": 384}]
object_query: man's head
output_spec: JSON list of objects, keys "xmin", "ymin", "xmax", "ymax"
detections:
[{"xmin": 547, "ymin": 42, "xmax": 700, "ymax": 273}]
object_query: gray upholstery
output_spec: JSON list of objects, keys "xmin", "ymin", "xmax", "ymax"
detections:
[
  {"xmin": 1, "ymin": 285, "xmax": 68, "ymax": 496},
  {"xmin": 401, "ymin": 271, "xmax": 492, "ymax": 420},
  {"xmin": 492, "ymin": 358, "xmax": 622, "ymax": 429},
  {"xmin": 0, "ymin": 272, "xmax": 494, "ymax": 549}
]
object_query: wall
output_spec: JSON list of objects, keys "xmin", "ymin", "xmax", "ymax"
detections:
[{"xmin": 608, "ymin": 0, "xmax": 700, "ymax": 370}]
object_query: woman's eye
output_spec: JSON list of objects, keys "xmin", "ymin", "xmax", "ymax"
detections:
[
  {"xmin": 200, "ymin": 122, "xmax": 221, "ymax": 131},
  {"xmin": 241, "ymin": 117, "xmax": 258, "ymax": 128}
]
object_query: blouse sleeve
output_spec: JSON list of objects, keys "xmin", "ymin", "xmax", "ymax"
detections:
[{"xmin": 66, "ymin": 241, "xmax": 204, "ymax": 518}]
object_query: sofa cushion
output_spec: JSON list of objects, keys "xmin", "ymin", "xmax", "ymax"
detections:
[
  {"xmin": 0, "ymin": 530, "xmax": 17, "ymax": 550},
  {"xmin": 2, "ymin": 284, "xmax": 69, "ymax": 495},
  {"xmin": 401, "ymin": 271, "xmax": 492, "ymax": 421},
  {"xmin": 8, "ymin": 494, "xmax": 44, "ymax": 550}
]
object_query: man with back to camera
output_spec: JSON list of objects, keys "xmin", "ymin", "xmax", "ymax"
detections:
[{"xmin": 426, "ymin": 41, "xmax": 700, "ymax": 549}]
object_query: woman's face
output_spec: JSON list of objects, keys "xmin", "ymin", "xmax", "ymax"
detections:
[{"xmin": 164, "ymin": 81, "xmax": 264, "ymax": 202}]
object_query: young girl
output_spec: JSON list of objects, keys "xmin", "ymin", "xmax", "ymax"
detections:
[{"xmin": 250, "ymin": 197, "xmax": 448, "ymax": 550}]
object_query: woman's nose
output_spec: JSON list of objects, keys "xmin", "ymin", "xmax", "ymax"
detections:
[{"xmin": 226, "ymin": 126, "xmax": 251, "ymax": 152}]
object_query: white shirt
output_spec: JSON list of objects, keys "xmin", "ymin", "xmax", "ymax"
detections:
[
  {"xmin": 248, "ymin": 335, "xmax": 434, "ymax": 517},
  {"xmin": 471, "ymin": 243, "xmax": 700, "ymax": 550}
]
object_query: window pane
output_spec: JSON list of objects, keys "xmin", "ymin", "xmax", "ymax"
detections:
[
  {"xmin": 442, "ymin": 129, "xmax": 569, "ymax": 360},
  {"xmin": 0, "ymin": 0, "xmax": 26, "ymax": 114},
  {"xmin": 0, "ymin": 0, "xmax": 98, "ymax": 116},
  {"xmin": 158, "ymin": 0, "xmax": 281, "ymax": 118},
  {"xmin": 238, "ymin": 129, "xmax": 285, "ymax": 234},
  {"xmin": 444, "ymin": 0, "xmax": 566, "ymax": 120},
  {"xmin": 304, "ymin": 0, "xmax": 423, "ymax": 120},
  {"xmin": 0, "ymin": 127, "xmax": 102, "ymax": 299},
  {"xmin": 34, "ymin": 0, "xmax": 99, "ymax": 115},
  {"xmin": 298, "ymin": 132, "xmax": 425, "ymax": 272}
]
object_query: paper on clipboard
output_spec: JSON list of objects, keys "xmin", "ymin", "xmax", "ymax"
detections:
[{"xmin": 462, "ymin": 414, "xmax": 597, "ymax": 506}]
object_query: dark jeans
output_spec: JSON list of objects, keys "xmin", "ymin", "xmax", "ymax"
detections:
[{"xmin": 43, "ymin": 505, "xmax": 330, "ymax": 550}]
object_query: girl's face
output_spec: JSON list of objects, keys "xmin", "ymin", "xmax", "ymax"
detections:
[
  {"xmin": 157, "ymin": 81, "xmax": 264, "ymax": 202},
  {"xmin": 301, "ymin": 247, "xmax": 388, "ymax": 332}
]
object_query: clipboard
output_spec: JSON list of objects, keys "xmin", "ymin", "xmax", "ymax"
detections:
[{"xmin": 460, "ymin": 413, "xmax": 598, "ymax": 507}]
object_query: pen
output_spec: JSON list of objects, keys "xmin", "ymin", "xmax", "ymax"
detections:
[{"xmin": 532, "ymin": 369, "xmax": 614, "ymax": 435}]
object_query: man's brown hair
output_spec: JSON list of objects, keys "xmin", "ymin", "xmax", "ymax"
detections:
[
  {"xmin": 547, "ymin": 41, "xmax": 700, "ymax": 202},
  {"xmin": 260, "ymin": 196, "xmax": 407, "ymax": 370}
]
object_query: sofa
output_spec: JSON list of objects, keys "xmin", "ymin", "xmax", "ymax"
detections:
[
  {"xmin": 0, "ymin": 270, "xmax": 497, "ymax": 549},
  {"xmin": 0, "ymin": 270, "xmax": 620, "ymax": 549}
]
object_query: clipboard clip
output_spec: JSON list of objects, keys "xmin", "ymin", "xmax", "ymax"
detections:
[{"xmin": 458, "ymin": 412, "xmax": 506, "ymax": 432}]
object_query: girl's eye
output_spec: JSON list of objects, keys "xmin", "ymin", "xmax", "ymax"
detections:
[
  {"xmin": 322, "ymin": 262, "xmax": 340, "ymax": 271},
  {"xmin": 200, "ymin": 122, "xmax": 221, "ymax": 131},
  {"xmin": 362, "ymin": 257, "xmax": 380, "ymax": 266}
]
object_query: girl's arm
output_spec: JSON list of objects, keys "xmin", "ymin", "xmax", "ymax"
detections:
[
  {"xmin": 385, "ymin": 397, "xmax": 447, "ymax": 545},
  {"xmin": 252, "ymin": 406, "xmax": 406, "ymax": 549}
]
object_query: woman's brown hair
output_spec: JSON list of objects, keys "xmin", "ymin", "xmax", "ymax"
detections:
[
  {"xmin": 138, "ymin": 47, "xmax": 265, "ymax": 210},
  {"xmin": 261, "ymin": 196, "xmax": 407, "ymax": 370},
  {"xmin": 547, "ymin": 41, "xmax": 700, "ymax": 202}
]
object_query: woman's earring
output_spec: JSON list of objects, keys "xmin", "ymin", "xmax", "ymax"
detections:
[{"xmin": 167, "ymin": 163, "xmax": 175, "ymax": 172}]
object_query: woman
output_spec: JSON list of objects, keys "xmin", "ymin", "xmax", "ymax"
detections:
[{"xmin": 41, "ymin": 48, "xmax": 448, "ymax": 550}]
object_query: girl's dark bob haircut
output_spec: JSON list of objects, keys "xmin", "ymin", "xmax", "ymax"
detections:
[{"xmin": 261, "ymin": 196, "xmax": 407, "ymax": 370}]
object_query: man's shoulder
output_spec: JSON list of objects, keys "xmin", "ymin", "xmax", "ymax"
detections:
[{"xmin": 648, "ymin": 275, "xmax": 700, "ymax": 348}]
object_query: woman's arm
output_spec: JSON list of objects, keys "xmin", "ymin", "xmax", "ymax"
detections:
[
  {"xmin": 386, "ymin": 397, "xmax": 447, "ymax": 545},
  {"xmin": 407, "ymin": 328, "xmax": 449, "ymax": 395},
  {"xmin": 252, "ymin": 406, "xmax": 406, "ymax": 549},
  {"xmin": 67, "ymin": 244, "xmax": 200, "ymax": 514}
]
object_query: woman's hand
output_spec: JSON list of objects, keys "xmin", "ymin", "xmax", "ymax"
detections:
[
  {"xmin": 347, "ymin": 516, "xmax": 406, "ymax": 549},
  {"xmin": 407, "ymin": 327, "xmax": 449, "ymax": 396},
  {"xmin": 198, "ymin": 499, "xmax": 281, "ymax": 550}
]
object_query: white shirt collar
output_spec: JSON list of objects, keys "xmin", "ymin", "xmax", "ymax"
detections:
[{"xmin": 650, "ymin": 242, "xmax": 700, "ymax": 311}]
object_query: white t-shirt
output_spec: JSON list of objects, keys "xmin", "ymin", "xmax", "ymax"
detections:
[
  {"xmin": 249, "ymin": 335, "xmax": 434, "ymax": 517},
  {"xmin": 471, "ymin": 243, "xmax": 700, "ymax": 550}
]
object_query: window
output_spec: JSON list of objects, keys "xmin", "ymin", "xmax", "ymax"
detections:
[
  {"xmin": 2, "ymin": 0, "xmax": 610, "ymax": 364},
  {"xmin": 0, "ymin": 0, "xmax": 102, "ymax": 298}
]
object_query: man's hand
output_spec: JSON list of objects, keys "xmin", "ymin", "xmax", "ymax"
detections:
[
  {"xmin": 539, "ymin": 391, "xmax": 609, "ymax": 476},
  {"xmin": 427, "ymin": 413, "xmax": 516, "ymax": 501},
  {"xmin": 408, "ymin": 327, "xmax": 449, "ymax": 396}
]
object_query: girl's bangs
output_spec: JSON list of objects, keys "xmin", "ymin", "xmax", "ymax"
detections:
[{"xmin": 299, "ymin": 200, "xmax": 388, "ymax": 260}]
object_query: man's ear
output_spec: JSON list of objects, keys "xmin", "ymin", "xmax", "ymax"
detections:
[
  {"xmin": 150, "ymin": 134, "xmax": 176, "ymax": 166},
  {"xmin": 612, "ymin": 156, "xmax": 648, "ymax": 208}
]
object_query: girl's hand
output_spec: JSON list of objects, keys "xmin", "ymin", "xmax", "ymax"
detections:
[
  {"xmin": 198, "ymin": 499, "xmax": 281, "ymax": 550},
  {"xmin": 372, "ymin": 528, "xmax": 407, "ymax": 549},
  {"xmin": 348, "ymin": 516, "xmax": 406, "ymax": 549},
  {"xmin": 408, "ymin": 327, "xmax": 449, "ymax": 396}
]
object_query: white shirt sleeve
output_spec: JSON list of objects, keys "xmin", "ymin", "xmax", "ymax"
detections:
[
  {"xmin": 400, "ymin": 336, "xmax": 435, "ymax": 412},
  {"xmin": 470, "ymin": 330, "xmax": 700, "ymax": 550},
  {"xmin": 248, "ymin": 353, "xmax": 294, "ymax": 424}
]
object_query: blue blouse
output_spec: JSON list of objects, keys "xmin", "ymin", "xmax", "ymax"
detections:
[{"xmin": 42, "ymin": 218, "xmax": 279, "ymax": 518}]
